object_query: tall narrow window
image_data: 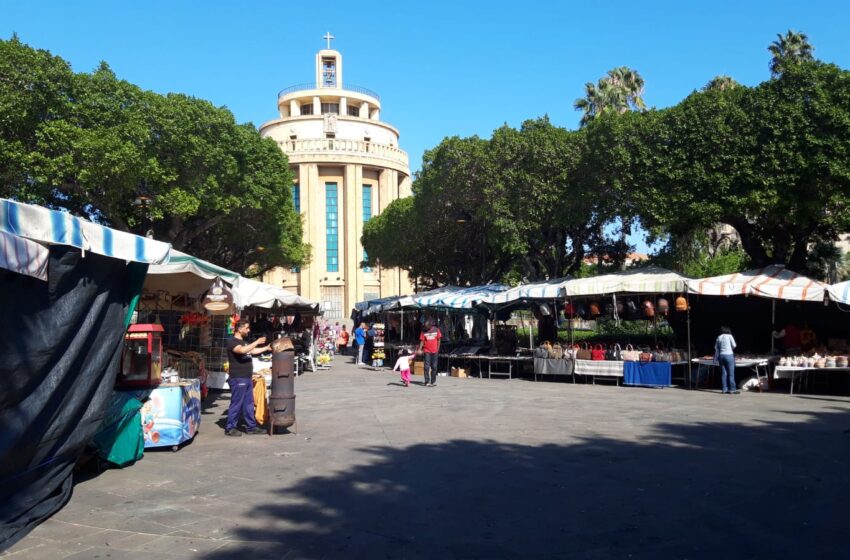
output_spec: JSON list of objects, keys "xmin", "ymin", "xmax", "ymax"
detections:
[
  {"xmin": 326, "ymin": 183, "xmax": 339, "ymax": 272},
  {"xmin": 291, "ymin": 184, "xmax": 300, "ymax": 214},
  {"xmin": 290, "ymin": 183, "xmax": 301, "ymax": 273},
  {"xmin": 362, "ymin": 185, "xmax": 372, "ymax": 272}
]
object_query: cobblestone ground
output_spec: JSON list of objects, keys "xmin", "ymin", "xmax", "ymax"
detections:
[{"xmin": 5, "ymin": 359, "xmax": 850, "ymax": 559}]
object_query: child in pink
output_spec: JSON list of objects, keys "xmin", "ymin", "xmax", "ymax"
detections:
[{"xmin": 394, "ymin": 349, "xmax": 413, "ymax": 387}]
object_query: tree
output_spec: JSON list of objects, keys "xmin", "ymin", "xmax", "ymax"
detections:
[
  {"xmin": 592, "ymin": 60, "xmax": 850, "ymax": 275},
  {"xmin": 0, "ymin": 37, "xmax": 307, "ymax": 275},
  {"xmin": 363, "ymin": 119, "xmax": 628, "ymax": 286},
  {"xmin": 769, "ymin": 30, "xmax": 814, "ymax": 77}
]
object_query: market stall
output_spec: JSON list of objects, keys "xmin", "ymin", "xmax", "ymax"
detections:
[
  {"xmin": 686, "ymin": 265, "xmax": 846, "ymax": 393},
  {"xmin": 0, "ymin": 199, "xmax": 171, "ymax": 549}
]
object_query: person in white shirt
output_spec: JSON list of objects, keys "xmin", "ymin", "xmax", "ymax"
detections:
[
  {"xmin": 393, "ymin": 349, "xmax": 413, "ymax": 387},
  {"xmin": 714, "ymin": 326, "xmax": 739, "ymax": 394}
]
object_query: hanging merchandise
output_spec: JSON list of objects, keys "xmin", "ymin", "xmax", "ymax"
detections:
[
  {"xmin": 226, "ymin": 314, "xmax": 239, "ymax": 335},
  {"xmin": 603, "ymin": 301, "xmax": 615, "ymax": 317},
  {"xmin": 657, "ymin": 298, "xmax": 670, "ymax": 315},
  {"xmin": 642, "ymin": 300, "xmax": 655, "ymax": 318},
  {"xmin": 675, "ymin": 295, "xmax": 689, "ymax": 311},
  {"xmin": 616, "ymin": 300, "xmax": 625, "ymax": 315},
  {"xmin": 588, "ymin": 302, "xmax": 601, "ymax": 317},
  {"xmin": 564, "ymin": 302, "xmax": 576, "ymax": 318},
  {"xmin": 626, "ymin": 299, "xmax": 638, "ymax": 315}
]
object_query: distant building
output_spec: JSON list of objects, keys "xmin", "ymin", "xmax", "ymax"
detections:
[{"xmin": 260, "ymin": 35, "xmax": 413, "ymax": 320}]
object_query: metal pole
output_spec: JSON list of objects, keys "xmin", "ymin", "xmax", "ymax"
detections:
[
  {"xmin": 686, "ymin": 293, "xmax": 692, "ymax": 390},
  {"xmin": 771, "ymin": 299, "xmax": 776, "ymax": 353}
]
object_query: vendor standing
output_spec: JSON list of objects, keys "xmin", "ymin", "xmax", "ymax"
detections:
[{"xmin": 225, "ymin": 319, "xmax": 270, "ymax": 436}]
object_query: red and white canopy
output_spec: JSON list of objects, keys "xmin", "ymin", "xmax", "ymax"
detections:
[{"xmin": 686, "ymin": 265, "xmax": 826, "ymax": 302}]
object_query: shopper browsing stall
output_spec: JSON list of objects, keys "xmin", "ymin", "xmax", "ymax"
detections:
[
  {"xmin": 225, "ymin": 320, "xmax": 271, "ymax": 436},
  {"xmin": 715, "ymin": 326, "xmax": 739, "ymax": 395}
]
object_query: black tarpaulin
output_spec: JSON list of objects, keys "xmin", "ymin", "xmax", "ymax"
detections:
[{"xmin": 0, "ymin": 246, "xmax": 147, "ymax": 551}]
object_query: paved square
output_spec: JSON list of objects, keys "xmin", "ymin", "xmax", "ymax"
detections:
[{"xmin": 5, "ymin": 361, "xmax": 850, "ymax": 559}]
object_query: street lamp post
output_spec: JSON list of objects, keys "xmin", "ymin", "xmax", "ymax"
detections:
[{"xmin": 132, "ymin": 194, "xmax": 154, "ymax": 239}]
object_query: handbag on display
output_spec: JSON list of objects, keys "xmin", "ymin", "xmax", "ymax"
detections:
[
  {"xmin": 642, "ymin": 300, "xmax": 655, "ymax": 318},
  {"xmin": 534, "ymin": 345, "xmax": 549, "ymax": 359},
  {"xmin": 670, "ymin": 348, "xmax": 683, "ymax": 363},
  {"xmin": 675, "ymin": 295, "xmax": 689, "ymax": 311},
  {"xmin": 657, "ymin": 298, "xmax": 670, "ymax": 315},
  {"xmin": 653, "ymin": 345, "xmax": 672, "ymax": 362},
  {"xmin": 549, "ymin": 343, "xmax": 564, "ymax": 359},
  {"xmin": 621, "ymin": 344, "xmax": 640, "ymax": 361},
  {"xmin": 606, "ymin": 343, "xmax": 622, "ymax": 361},
  {"xmin": 564, "ymin": 344, "xmax": 579, "ymax": 360},
  {"xmin": 576, "ymin": 343, "xmax": 592, "ymax": 360},
  {"xmin": 591, "ymin": 343, "xmax": 606, "ymax": 361},
  {"xmin": 626, "ymin": 299, "xmax": 638, "ymax": 314},
  {"xmin": 589, "ymin": 302, "xmax": 601, "ymax": 317},
  {"xmin": 638, "ymin": 346, "xmax": 654, "ymax": 363}
]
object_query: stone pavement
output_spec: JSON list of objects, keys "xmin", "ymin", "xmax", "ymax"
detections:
[{"xmin": 4, "ymin": 359, "xmax": 850, "ymax": 559}]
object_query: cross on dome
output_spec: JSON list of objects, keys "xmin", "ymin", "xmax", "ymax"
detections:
[{"xmin": 323, "ymin": 32, "xmax": 335, "ymax": 49}]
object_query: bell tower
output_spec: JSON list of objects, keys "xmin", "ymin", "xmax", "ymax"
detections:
[{"xmin": 316, "ymin": 32, "xmax": 342, "ymax": 89}]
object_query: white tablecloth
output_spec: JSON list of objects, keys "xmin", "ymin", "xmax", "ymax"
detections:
[{"xmin": 574, "ymin": 359, "xmax": 624, "ymax": 377}]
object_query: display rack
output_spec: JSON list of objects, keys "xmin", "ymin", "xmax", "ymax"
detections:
[{"xmin": 372, "ymin": 323, "xmax": 385, "ymax": 366}]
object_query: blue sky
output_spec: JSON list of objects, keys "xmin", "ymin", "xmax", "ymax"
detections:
[{"xmin": 4, "ymin": 0, "xmax": 849, "ymax": 250}]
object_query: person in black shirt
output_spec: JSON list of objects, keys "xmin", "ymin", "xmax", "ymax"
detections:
[{"xmin": 225, "ymin": 319, "xmax": 271, "ymax": 436}]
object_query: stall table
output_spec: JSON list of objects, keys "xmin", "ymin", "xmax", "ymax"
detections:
[
  {"xmin": 477, "ymin": 355, "xmax": 532, "ymax": 379},
  {"xmin": 692, "ymin": 358, "xmax": 770, "ymax": 392},
  {"xmin": 623, "ymin": 361, "xmax": 672, "ymax": 388},
  {"xmin": 140, "ymin": 378, "xmax": 201, "ymax": 451},
  {"xmin": 574, "ymin": 359, "xmax": 624, "ymax": 385},
  {"xmin": 773, "ymin": 365, "xmax": 850, "ymax": 395}
]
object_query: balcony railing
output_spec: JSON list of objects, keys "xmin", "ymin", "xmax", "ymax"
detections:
[
  {"xmin": 277, "ymin": 138, "xmax": 408, "ymax": 168},
  {"xmin": 277, "ymin": 83, "xmax": 380, "ymax": 101}
]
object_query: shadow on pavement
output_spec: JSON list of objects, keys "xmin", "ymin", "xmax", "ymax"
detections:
[{"xmin": 202, "ymin": 406, "xmax": 850, "ymax": 559}]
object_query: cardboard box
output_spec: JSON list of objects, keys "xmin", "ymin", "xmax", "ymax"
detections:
[
  {"xmin": 450, "ymin": 367, "xmax": 469, "ymax": 378},
  {"xmin": 413, "ymin": 361, "xmax": 424, "ymax": 376}
]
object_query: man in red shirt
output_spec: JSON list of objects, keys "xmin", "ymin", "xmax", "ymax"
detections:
[{"xmin": 417, "ymin": 319, "xmax": 442, "ymax": 387}]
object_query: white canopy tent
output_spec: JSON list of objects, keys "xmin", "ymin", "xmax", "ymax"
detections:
[
  {"xmin": 828, "ymin": 280, "xmax": 850, "ymax": 305},
  {"xmin": 562, "ymin": 267, "xmax": 688, "ymax": 297},
  {"xmin": 476, "ymin": 277, "xmax": 571, "ymax": 307},
  {"xmin": 144, "ymin": 250, "xmax": 317, "ymax": 312}
]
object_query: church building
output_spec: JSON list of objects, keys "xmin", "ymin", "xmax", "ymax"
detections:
[{"xmin": 260, "ymin": 35, "xmax": 413, "ymax": 320}]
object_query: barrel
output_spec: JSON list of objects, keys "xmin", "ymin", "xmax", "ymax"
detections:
[{"xmin": 270, "ymin": 343, "xmax": 296, "ymax": 430}]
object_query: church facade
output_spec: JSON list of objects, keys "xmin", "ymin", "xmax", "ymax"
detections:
[{"xmin": 260, "ymin": 38, "xmax": 413, "ymax": 320}]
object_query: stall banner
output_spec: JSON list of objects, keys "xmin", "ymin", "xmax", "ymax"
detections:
[{"xmin": 141, "ymin": 380, "xmax": 201, "ymax": 449}]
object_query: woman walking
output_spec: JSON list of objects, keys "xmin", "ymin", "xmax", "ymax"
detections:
[{"xmin": 715, "ymin": 326, "xmax": 739, "ymax": 394}]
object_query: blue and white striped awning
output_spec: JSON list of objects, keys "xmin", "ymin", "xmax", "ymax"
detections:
[
  {"xmin": 0, "ymin": 199, "xmax": 171, "ymax": 265},
  {"xmin": 476, "ymin": 277, "xmax": 571, "ymax": 306},
  {"xmin": 412, "ymin": 284, "xmax": 509, "ymax": 310}
]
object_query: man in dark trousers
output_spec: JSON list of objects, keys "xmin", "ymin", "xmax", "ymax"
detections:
[
  {"xmin": 417, "ymin": 319, "xmax": 442, "ymax": 387},
  {"xmin": 225, "ymin": 319, "xmax": 271, "ymax": 436}
]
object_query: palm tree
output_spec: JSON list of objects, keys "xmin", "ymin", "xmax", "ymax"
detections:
[
  {"xmin": 768, "ymin": 30, "xmax": 814, "ymax": 77},
  {"xmin": 606, "ymin": 66, "xmax": 647, "ymax": 111},
  {"xmin": 703, "ymin": 75, "xmax": 739, "ymax": 91},
  {"xmin": 574, "ymin": 67, "xmax": 646, "ymax": 127}
]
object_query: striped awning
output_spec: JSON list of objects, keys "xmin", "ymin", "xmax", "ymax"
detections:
[
  {"xmin": 412, "ymin": 284, "xmax": 509, "ymax": 310},
  {"xmin": 0, "ymin": 230, "xmax": 48, "ymax": 280},
  {"xmin": 562, "ymin": 267, "xmax": 688, "ymax": 297},
  {"xmin": 0, "ymin": 198, "xmax": 171, "ymax": 265},
  {"xmin": 477, "ymin": 277, "xmax": 571, "ymax": 306},
  {"xmin": 687, "ymin": 265, "xmax": 826, "ymax": 302}
]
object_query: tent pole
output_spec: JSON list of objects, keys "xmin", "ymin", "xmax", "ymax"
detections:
[
  {"xmin": 686, "ymin": 293, "xmax": 692, "ymax": 390},
  {"xmin": 771, "ymin": 299, "xmax": 776, "ymax": 353}
]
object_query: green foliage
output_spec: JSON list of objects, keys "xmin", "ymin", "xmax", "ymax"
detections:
[
  {"xmin": 362, "ymin": 118, "xmax": 628, "ymax": 286},
  {"xmin": 591, "ymin": 58, "xmax": 850, "ymax": 273},
  {"xmin": 769, "ymin": 30, "xmax": 815, "ymax": 77},
  {"xmin": 0, "ymin": 37, "xmax": 306, "ymax": 275}
]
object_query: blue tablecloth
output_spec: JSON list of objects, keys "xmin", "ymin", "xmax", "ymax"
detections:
[{"xmin": 623, "ymin": 361, "xmax": 671, "ymax": 387}]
